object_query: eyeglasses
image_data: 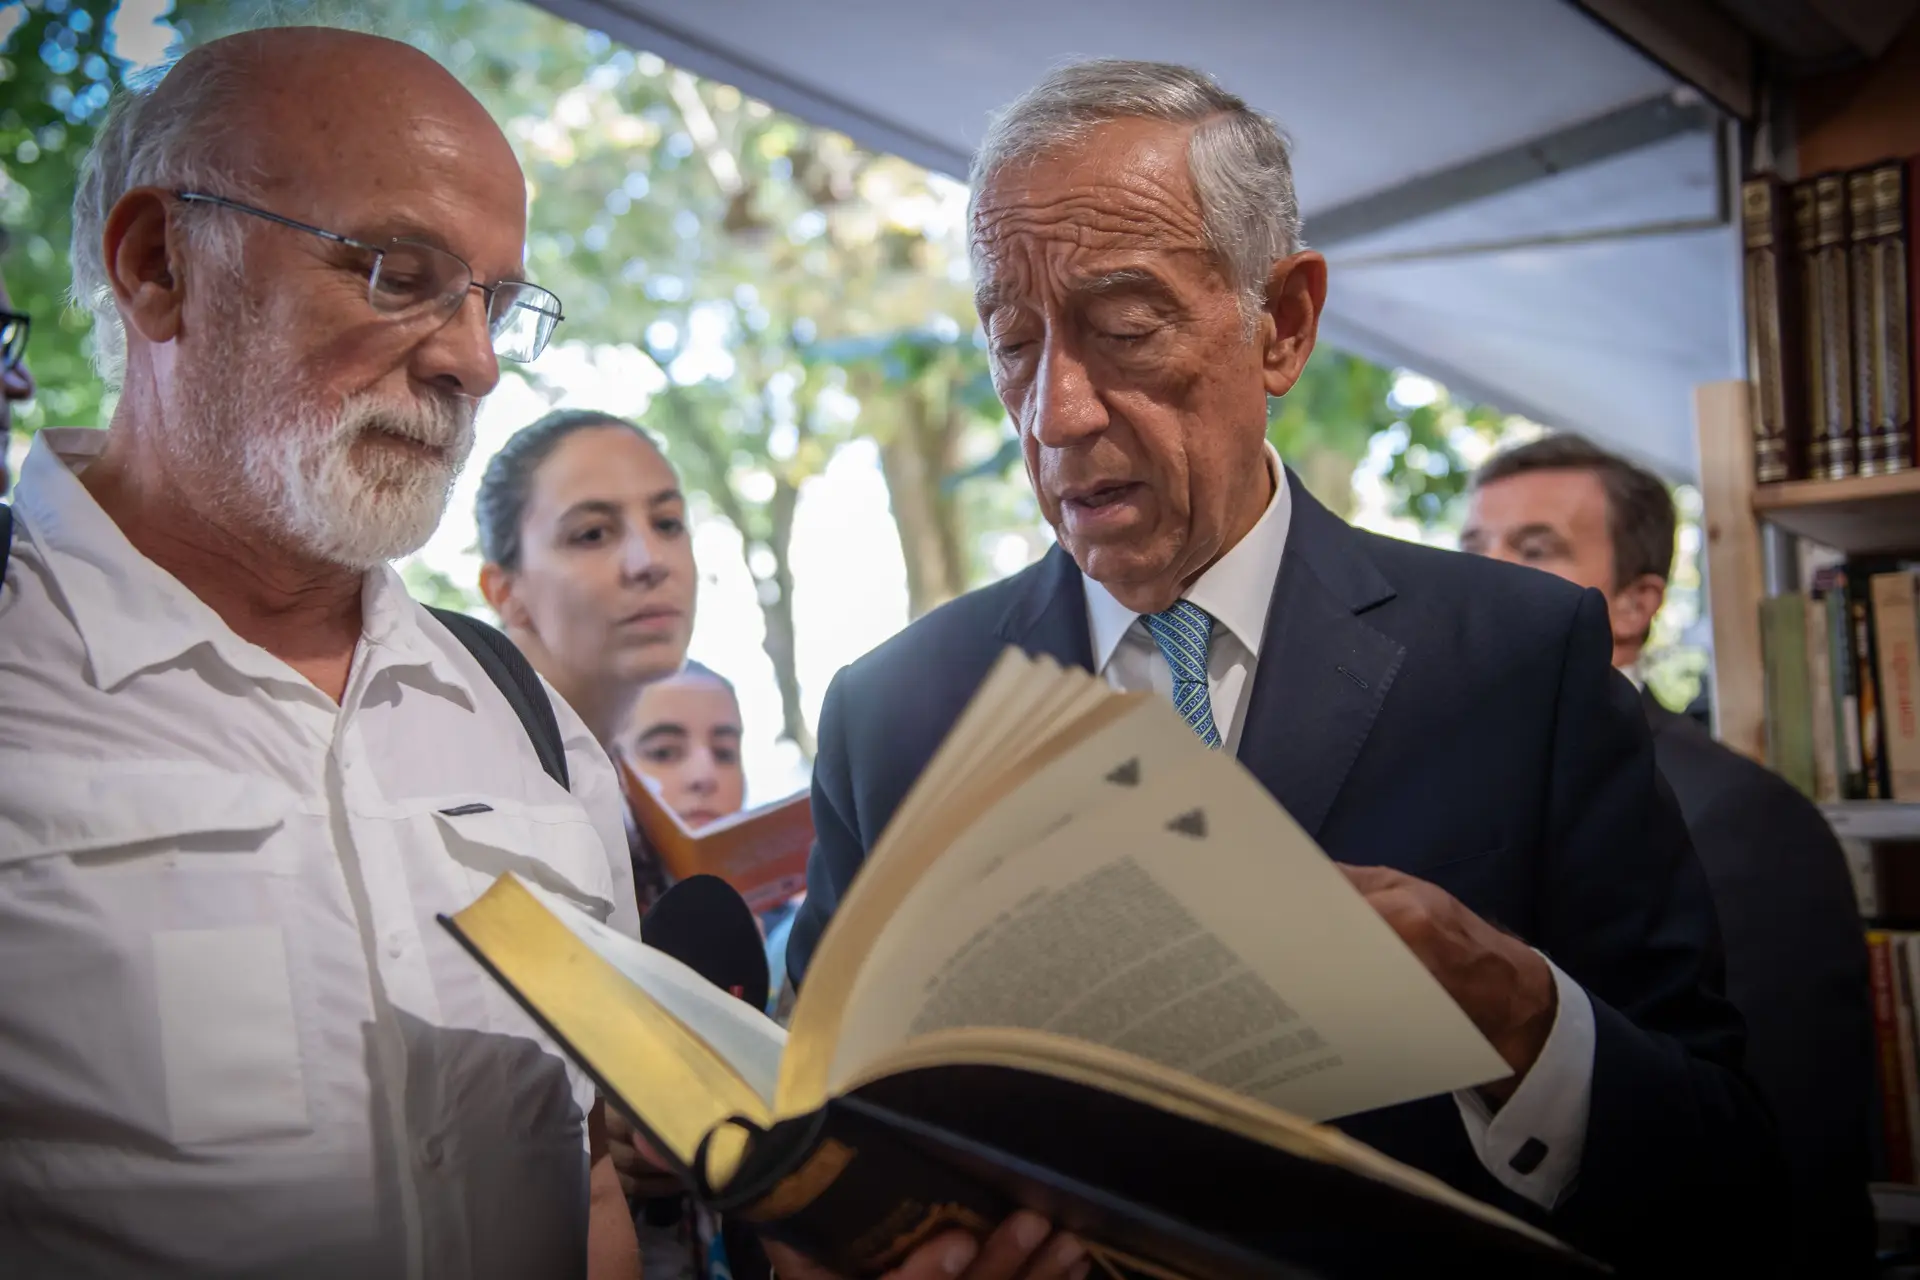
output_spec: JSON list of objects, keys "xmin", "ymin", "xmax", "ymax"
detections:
[
  {"xmin": 174, "ymin": 192, "xmax": 565, "ymax": 362},
  {"xmin": 0, "ymin": 309, "xmax": 27, "ymax": 373}
]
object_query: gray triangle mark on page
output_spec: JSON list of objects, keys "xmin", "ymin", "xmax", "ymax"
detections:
[
  {"xmin": 1105, "ymin": 758, "xmax": 1141, "ymax": 787},
  {"xmin": 1166, "ymin": 809, "xmax": 1207, "ymax": 839}
]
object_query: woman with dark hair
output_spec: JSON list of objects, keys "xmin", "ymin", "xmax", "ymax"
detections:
[
  {"xmin": 476, "ymin": 408, "xmax": 697, "ymax": 911},
  {"xmin": 477, "ymin": 409, "xmax": 744, "ymax": 1280}
]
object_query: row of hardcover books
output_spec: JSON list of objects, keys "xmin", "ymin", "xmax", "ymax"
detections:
[
  {"xmin": 1759, "ymin": 559, "xmax": 1920, "ymax": 802},
  {"xmin": 1870, "ymin": 931, "xmax": 1920, "ymax": 1182},
  {"xmin": 1741, "ymin": 156, "xmax": 1917, "ymax": 483}
]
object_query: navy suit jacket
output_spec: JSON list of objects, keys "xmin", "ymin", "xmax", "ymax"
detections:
[
  {"xmin": 1643, "ymin": 692, "xmax": 1875, "ymax": 1275},
  {"xmin": 788, "ymin": 474, "xmax": 1784, "ymax": 1276}
]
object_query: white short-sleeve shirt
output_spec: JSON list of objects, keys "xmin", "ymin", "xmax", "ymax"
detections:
[{"xmin": 0, "ymin": 429, "xmax": 639, "ymax": 1279}]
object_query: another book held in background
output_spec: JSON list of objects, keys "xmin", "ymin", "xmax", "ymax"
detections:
[
  {"xmin": 442, "ymin": 649, "xmax": 1601, "ymax": 1279},
  {"xmin": 619, "ymin": 758, "xmax": 812, "ymax": 912}
]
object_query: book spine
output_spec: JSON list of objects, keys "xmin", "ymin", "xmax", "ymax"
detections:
[
  {"xmin": 1900, "ymin": 936, "xmax": 1920, "ymax": 1177},
  {"xmin": 1857, "ymin": 164, "xmax": 1914, "ymax": 474},
  {"xmin": 1870, "ymin": 932, "xmax": 1913, "ymax": 1182},
  {"xmin": 1854, "ymin": 573, "xmax": 1888, "ymax": 799},
  {"xmin": 1744, "ymin": 176, "xmax": 1808, "ymax": 482},
  {"xmin": 1807, "ymin": 585, "xmax": 1841, "ymax": 802},
  {"xmin": 1762, "ymin": 594, "xmax": 1818, "ymax": 798},
  {"xmin": 1804, "ymin": 176, "xmax": 1859, "ymax": 479},
  {"xmin": 1848, "ymin": 840, "xmax": 1882, "ymax": 918},
  {"xmin": 1829, "ymin": 575, "xmax": 1869, "ymax": 798},
  {"xmin": 1875, "ymin": 572, "xmax": 1920, "ymax": 800}
]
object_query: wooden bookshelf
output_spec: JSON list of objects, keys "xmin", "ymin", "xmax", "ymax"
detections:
[
  {"xmin": 1752, "ymin": 470, "xmax": 1920, "ymax": 554},
  {"xmin": 1695, "ymin": 17, "xmax": 1920, "ymax": 1240},
  {"xmin": 1823, "ymin": 803, "xmax": 1920, "ymax": 842}
]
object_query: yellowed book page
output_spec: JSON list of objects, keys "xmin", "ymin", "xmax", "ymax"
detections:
[
  {"xmin": 864, "ymin": 653, "xmax": 1107, "ymax": 874},
  {"xmin": 823, "ymin": 751, "xmax": 1508, "ymax": 1123},
  {"xmin": 442, "ymin": 874, "xmax": 773, "ymax": 1166},
  {"xmin": 515, "ymin": 877, "xmax": 788, "ymax": 1107},
  {"xmin": 780, "ymin": 689, "xmax": 1202, "ymax": 1111}
]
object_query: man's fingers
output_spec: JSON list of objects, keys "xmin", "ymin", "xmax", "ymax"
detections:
[
  {"xmin": 1018, "ymin": 1228, "xmax": 1088, "ymax": 1280},
  {"xmin": 1338, "ymin": 862, "xmax": 1396, "ymax": 893},
  {"xmin": 963, "ymin": 1212, "xmax": 1059, "ymax": 1280},
  {"xmin": 762, "ymin": 1213, "xmax": 1067, "ymax": 1280}
]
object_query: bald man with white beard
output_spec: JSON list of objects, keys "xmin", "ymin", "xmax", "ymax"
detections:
[{"xmin": 0, "ymin": 28, "xmax": 636, "ymax": 1279}]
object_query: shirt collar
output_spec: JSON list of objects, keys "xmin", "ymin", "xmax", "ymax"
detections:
[
  {"xmin": 16, "ymin": 427, "xmax": 472, "ymax": 700},
  {"xmin": 1084, "ymin": 441, "xmax": 1293, "ymax": 671}
]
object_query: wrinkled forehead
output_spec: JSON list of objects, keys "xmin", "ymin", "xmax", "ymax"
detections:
[
  {"xmin": 969, "ymin": 122, "xmax": 1212, "ymax": 303},
  {"xmin": 243, "ymin": 67, "xmax": 527, "ymax": 274}
]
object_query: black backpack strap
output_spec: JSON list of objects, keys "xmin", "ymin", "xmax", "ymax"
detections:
[
  {"xmin": 428, "ymin": 605, "xmax": 571, "ymax": 792},
  {"xmin": 1, "ymin": 503, "xmax": 12, "ymax": 586}
]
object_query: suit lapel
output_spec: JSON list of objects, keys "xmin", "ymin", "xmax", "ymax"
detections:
[
  {"xmin": 1236, "ymin": 475, "xmax": 1406, "ymax": 838},
  {"xmin": 994, "ymin": 544, "xmax": 1095, "ymax": 672},
  {"xmin": 995, "ymin": 488, "xmax": 1404, "ymax": 839}
]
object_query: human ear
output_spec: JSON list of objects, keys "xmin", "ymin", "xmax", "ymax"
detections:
[
  {"xmin": 103, "ymin": 188, "xmax": 190, "ymax": 346},
  {"xmin": 1259, "ymin": 250, "xmax": 1328, "ymax": 397}
]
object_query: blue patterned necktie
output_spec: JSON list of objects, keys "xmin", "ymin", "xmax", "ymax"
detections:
[{"xmin": 1142, "ymin": 600, "xmax": 1222, "ymax": 748}]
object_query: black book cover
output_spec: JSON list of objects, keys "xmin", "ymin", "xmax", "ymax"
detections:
[{"xmin": 708, "ymin": 1066, "xmax": 1602, "ymax": 1280}]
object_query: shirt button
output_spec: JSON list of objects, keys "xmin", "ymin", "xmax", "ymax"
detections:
[{"xmin": 418, "ymin": 1136, "xmax": 443, "ymax": 1168}]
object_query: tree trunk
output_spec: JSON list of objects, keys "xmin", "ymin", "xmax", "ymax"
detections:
[
  {"xmin": 877, "ymin": 381, "xmax": 970, "ymax": 619},
  {"xmin": 655, "ymin": 385, "xmax": 816, "ymax": 760},
  {"xmin": 1296, "ymin": 448, "xmax": 1360, "ymax": 520},
  {"xmin": 756, "ymin": 480, "xmax": 815, "ymax": 759}
]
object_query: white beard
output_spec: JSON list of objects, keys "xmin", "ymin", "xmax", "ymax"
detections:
[
  {"xmin": 173, "ymin": 335, "xmax": 476, "ymax": 570},
  {"xmin": 243, "ymin": 390, "xmax": 477, "ymax": 571}
]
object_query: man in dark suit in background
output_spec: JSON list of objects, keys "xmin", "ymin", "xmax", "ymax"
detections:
[
  {"xmin": 1464, "ymin": 432, "xmax": 1875, "ymax": 1276},
  {"xmin": 785, "ymin": 58, "xmax": 1783, "ymax": 1279}
]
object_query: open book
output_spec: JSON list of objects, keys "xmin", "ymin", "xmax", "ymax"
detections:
[
  {"xmin": 444, "ymin": 649, "xmax": 1599, "ymax": 1278},
  {"xmin": 619, "ymin": 757, "xmax": 811, "ymax": 911}
]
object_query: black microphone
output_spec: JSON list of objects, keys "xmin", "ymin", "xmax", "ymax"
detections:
[{"xmin": 640, "ymin": 873, "xmax": 771, "ymax": 1013}]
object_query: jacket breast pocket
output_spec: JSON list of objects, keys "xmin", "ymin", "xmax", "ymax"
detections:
[{"xmin": 0, "ymin": 754, "xmax": 313, "ymax": 1150}]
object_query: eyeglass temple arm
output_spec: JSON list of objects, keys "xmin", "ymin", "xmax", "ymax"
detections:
[{"xmin": 175, "ymin": 192, "xmax": 381, "ymax": 256}]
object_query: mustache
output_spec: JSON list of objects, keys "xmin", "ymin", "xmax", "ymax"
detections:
[{"xmin": 335, "ymin": 391, "xmax": 477, "ymax": 456}]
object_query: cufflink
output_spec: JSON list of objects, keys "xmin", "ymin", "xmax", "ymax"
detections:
[{"xmin": 1508, "ymin": 1138, "xmax": 1549, "ymax": 1175}]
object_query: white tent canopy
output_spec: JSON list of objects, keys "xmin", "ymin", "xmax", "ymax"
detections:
[{"xmin": 539, "ymin": 0, "xmax": 1742, "ymax": 479}]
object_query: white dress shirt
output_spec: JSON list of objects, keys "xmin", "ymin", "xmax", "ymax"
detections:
[
  {"xmin": 0, "ymin": 429, "xmax": 639, "ymax": 1278},
  {"xmin": 1081, "ymin": 442, "xmax": 1595, "ymax": 1210}
]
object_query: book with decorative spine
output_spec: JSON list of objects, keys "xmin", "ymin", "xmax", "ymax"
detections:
[
  {"xmin": 1799, "ymin": 175, "xmax": 1858, "ymax": 478},
  {"xmin": 1851, "ymin": 163, "xmax": 1913, "ymax": 474},
  {"xmin": 1743, "ymin": 176, "xmax": 1808, "ymax": 482}
]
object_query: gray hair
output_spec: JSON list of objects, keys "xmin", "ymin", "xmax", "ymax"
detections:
[
  {"xmin": 69, "ymin": 4, "xmax": 381, "ymax": 388},
  {"xmin": 69, "ymin": 59, "xmax": 260, "ymax": 389},
  {"xmin": 968, "ymin": 59, "xmax": 1304, "ymax": 327}
]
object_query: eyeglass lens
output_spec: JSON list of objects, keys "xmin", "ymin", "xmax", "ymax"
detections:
[
  {"xmin": 0, "ymin": 315, "xmax": 27, "ymax": 370},
  {"xmin": 366, "ymin": 242, "xmax": 560, "ymax": 362}
]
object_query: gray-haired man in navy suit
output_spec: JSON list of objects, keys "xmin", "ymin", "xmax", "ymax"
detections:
[{"xmin": 781, "ymin": 58, "xmax": 1785, "ymax": 1280}]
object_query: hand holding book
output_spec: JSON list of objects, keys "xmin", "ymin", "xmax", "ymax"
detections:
[
  {"xmin": 764, "ymin": 1211, "xmax": 1087, "ymax": 1280},
  {"xmin": 1336, "ymin": 864, "xmax": 1559, "ymax": 1100}
]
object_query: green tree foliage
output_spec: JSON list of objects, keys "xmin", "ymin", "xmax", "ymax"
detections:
[
  {"xmin": 12, "ymin": 0, "xmax": 1524, "ymax": 753},
  {"xmin": 0, "ymin": 0, "xmax": 131, "ymax": 435},
  {"xmin": 1268, "ymin": 352, "xmax": 1507, "ymax": 527}
]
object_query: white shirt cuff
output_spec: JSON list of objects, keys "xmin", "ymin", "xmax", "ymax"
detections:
[{"xmin": 1452, "ymin": 953, "xmax": 1595, "ymax": 1210}]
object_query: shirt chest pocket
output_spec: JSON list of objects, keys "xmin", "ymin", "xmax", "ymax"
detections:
[
  {"xmin": 0, "ymin": 755, "xmax": 314, "ymax": 1150},
  {"xmin": 430, "ymin": 800, "xmax": 620, "ymax": 925}
]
